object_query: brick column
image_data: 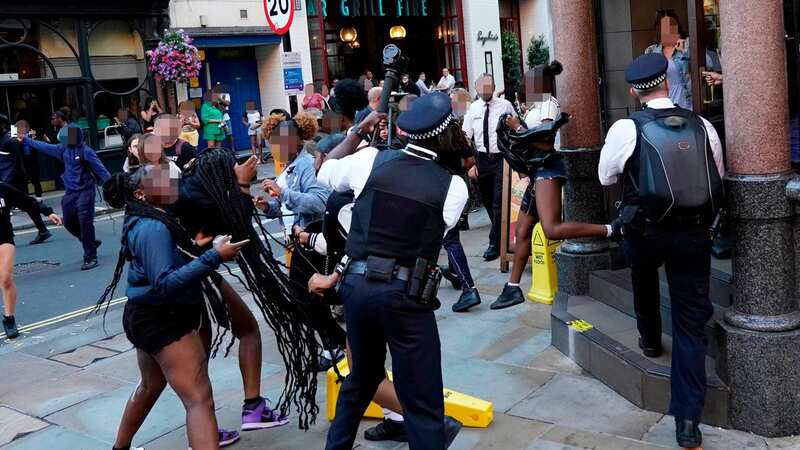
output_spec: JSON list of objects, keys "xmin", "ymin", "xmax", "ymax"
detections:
[
  {"xmin": 716, "ymin": 0, "xmax": 800, "ymax": 436},
  {"xmin": 550, "ymin": 0, "xmax": 610, "ymax": 298}
]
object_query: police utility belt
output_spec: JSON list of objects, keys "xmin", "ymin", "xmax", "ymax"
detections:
[{"xmin": 335, "ymin": 255, "xmax": 442, "ymax": 306}]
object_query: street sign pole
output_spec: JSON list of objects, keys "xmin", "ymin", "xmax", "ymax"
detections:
[{"xmin": 264, "ymin": 0, "xmax": 299, "ymax": 115}]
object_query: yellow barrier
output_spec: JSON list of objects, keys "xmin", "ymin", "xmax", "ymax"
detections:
[
  {"xmin": 527, "ymin": 222, "xmax": 561, "ymax": 305},
  {"xmin": 326, "ymin": 359, "xmax": 493, "ymax": 428}
]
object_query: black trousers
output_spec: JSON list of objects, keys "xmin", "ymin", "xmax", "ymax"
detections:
[
  {"xmin": 326, "ymin": 273, "xmax": 445, "ymax": 450},
  {"xmin": 22, "ymin": 153, "xmax": 42, "ymax": 198},
  {"xmin": 623, "ymin": 226, "xmax": 713, "ymax": 420},
  {"xmin": 475, "ymin": 152, "xmax": 502, "ymax": 248}
]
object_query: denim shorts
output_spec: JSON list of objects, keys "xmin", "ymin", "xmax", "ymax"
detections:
[{"xmin": 520, "ymin": 158, "xmax": 567, "ymax": 215}]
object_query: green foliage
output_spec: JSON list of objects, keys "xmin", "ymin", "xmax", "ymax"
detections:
[
  {"xmin": 501, "ymin": 31, "xmax": 522, "ymax": 84},
  {"xmin": 527, "ymin": 34, "xmax": 550, "ymax": 69}
]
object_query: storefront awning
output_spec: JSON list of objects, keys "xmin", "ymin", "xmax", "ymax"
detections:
[{"xmin": 181, "ymin": 27, "xmax": 283, "ymax": 48}]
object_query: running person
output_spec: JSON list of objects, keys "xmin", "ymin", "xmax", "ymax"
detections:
[
  {"xmin": 101, "ymin": 166, "xmax": 248, "ymax": 450},
  {"xmin": 0, "ymin": 182, "xmax": 61, "ymax": 338}
]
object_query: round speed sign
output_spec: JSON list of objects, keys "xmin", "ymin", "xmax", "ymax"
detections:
[{"xmin": 263, "ymin": 0, "xmax": 294, "ymax": 35}]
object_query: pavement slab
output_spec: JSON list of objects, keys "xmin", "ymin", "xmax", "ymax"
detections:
[
  {"xmin": 45, "ymin": 385, "xmax": 185, "ymax": 445},
  {"xmin": 48, "ymin": 344, "xmax": 118, "ymax": 367},
  {"xmin": 1, "ymin": 370, "xmax": 126, "ymax": 417},
  {"xmin": 507, "ymin": 373, "xmax": 663, "ymax": 440},
  {"xmin": 1, "ymin": 425, "xmax": 108, "ymax": 450},
  {"xmin": 532, "ymin": 425, "xmax": 673, "ymax": 449},
  {"xmin": 81, "ymin": 349, "xmax": 142, "ymax": 384},
  {"xmin": 643, "ymin": 415, "xmax": 769, "ymax": 450},
  {"xmin": 90, "ymin": 333, "xmax": 133, "ymax": 352},
  {"xmin": 525, "ymin": 346, "xmax": 587, "ymax": 377},
  {"xmin": 0, "ymin": 352, "xmax": 76, "ymax": 398},
  {"xmin": 448, "ymin": 413, "xmax": 553, "ymax": 449},
  {"xmin": 0, "ymin": 407, "xmax": 48, "ymax": 447},
  {"xmin": 767, "ymin": 435, "xmax": 800, "ymax": 449}
]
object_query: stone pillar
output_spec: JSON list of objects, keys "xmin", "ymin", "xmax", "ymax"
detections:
[
  {"xmin": 550, "ymin": 0, "xmax": 610, "ymax": 298},
  {"xmin": 716, "ymin": 0, "xmax": 800, "ymax": 437}
]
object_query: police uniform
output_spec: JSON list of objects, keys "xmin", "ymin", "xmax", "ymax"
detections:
[
  {"xmin": 598, "ymin": 53, "xmax": 724, "ymax": 448},
  {"xmin": 318, "ymin": 93, "xmax": 468, "ymax": 450}
]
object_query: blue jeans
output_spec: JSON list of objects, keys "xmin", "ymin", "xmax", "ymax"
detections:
[{"xmin": 442, "ymin": 227, "xmax": 474, "ymax": 289}]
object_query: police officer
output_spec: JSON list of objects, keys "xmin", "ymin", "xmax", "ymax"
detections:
[
  {"xmin": 0, "ymin": 115, "xmax": 52, "ymax": 245},
  {"xmin": 317, "ymin": 92, "xmax": 466, "ymax": 449},
  {"xmin": 599, "ymin": 53, "xmax": 724, "ymax": 450},
  {"xmin": 22, "ymin": 124, "xmax": 110, "ymax": 270}
]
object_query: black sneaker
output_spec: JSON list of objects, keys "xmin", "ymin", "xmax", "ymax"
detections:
[
  {"xmin": 675, "ymin": 417, "xmax": 702, "ymax": 448},
  {"xmin": 81, "ymin": 257, "xmax": 99, "ymax": 271},
  {"xmin": 29, "ymin": 231, "xmax": 52, "ymax": 245},
  {"xmin": 441, "ymin": 267, "xmax": 462, "ymax": 290},
  {"xmin": 364, "ymin": 418, "xmax": 408, "ymax": 442},
  {"xmin": 3, "ymin": 315, "xmax": 19, "ymax": 339},
  {"xmin": 490, "ymin": 284, "xmax": 525, "ymax": 310},
  {"xmin": 452, "ymin": 288, "xmax": 481, "ymax": 313},
  {"xmin": 483, "ymin": 245, "xmax": 500, "ymax": 261},
  {"xmin": 444, "ymin": 415, "xmax": 462, "ymax": 448},
  {"xmin": 638, "ymin": 337, "xmax": 663, "ymax": 358}
]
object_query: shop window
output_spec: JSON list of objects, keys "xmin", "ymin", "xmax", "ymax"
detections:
[{"xmin": 440, "ymin": 0, "xmax": 466, "ymax": 83}]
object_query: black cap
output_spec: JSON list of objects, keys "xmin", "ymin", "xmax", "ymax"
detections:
[
  {"xmin": 625, "ymin": 53, "xmax": 668, "ymax": 90},
  {"xmin": 396, "ymin": 92, "xmax": 453, "ymax": 140}
]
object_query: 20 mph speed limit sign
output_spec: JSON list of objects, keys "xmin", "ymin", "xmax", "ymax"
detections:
[{"xmin": 263, "ymin": 0, "xmax": 294, "ymax": 35}]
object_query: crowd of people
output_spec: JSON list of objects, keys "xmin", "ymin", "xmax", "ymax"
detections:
[{"xmin": 0, "ymin": 31, "xmax": 727, "ymax": 449}]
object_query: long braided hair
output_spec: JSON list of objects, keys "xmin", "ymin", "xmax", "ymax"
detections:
[
  {"xmin": 182, "ymin": 149, "xmax": 320, "ymax": 429},
  {"xmin": 94, "ymin": 169, "xmax": 233, "ymax": 355}
]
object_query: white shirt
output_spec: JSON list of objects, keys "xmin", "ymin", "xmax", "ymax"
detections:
[
  {"xmin": 462, "ymin": 96, "xmax": 517, "ymax": 154},
  {"xmin": 436, "ymin": 74, "xmax": 455, "ymax": 92},
  {"xmin": 523, "ymin": 96, "xmax": 561, "ymax": 151},
  {"xmin": 318, "ymin": 145, "xmax": 469, "ymax": 233},
  {"xmin": 598, "ymin": 97, "xmax": 725, "ymax": 186}
]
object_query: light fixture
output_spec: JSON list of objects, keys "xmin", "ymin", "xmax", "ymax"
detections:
[
  {"xmin": 389, "ymin": 25, "xmax": 407, "ymax": 40},
  {"xmin": 347, "ymin": 40, "xmax": 361, "ymax": 49},
  {"xmin": 436, "ymin": 26, "xmax": 443, "ymax": 40},
  {"xmin": 339, "ymin": 27, "xmax": 357, "ymax": 43}
]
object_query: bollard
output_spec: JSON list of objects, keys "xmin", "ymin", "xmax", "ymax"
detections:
[
  {"xmin": 527, "ymin": 222, "xmax": 561, "ymax": 305},
  {"xmin": 326, "ymin": 359, "xmax": 494, "ymax": 427}
]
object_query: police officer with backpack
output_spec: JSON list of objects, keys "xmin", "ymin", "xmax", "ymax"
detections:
[{"xmin": 599, "ymin": 54, "xmax": 725, "ymax": 450}]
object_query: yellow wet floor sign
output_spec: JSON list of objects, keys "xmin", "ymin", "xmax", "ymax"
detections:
[
  {"xmin": 326, "ymin": 359, "xmax": 493, "ymax": 428},
  {"xmin": 528, "ymin": 223, "xmax": 561, "ymax": 305}
]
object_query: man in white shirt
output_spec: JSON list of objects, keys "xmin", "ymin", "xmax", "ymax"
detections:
[
  {"xmin": 598, "ymin": 53, "xmax": 724, "ymax": 450},
  {"xmin": 436, "ymin": 68, "xmax": 456, "ymax": 93},
  {"xmin": 462, "ymin": 73, "xmax": 516, "ymax": 260},
  {"xmin": 416, "ymin": 72, "xmax": 431, "ymax": 95}
]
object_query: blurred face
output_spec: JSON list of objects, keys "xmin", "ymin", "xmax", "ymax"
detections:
[
  {"xmin": 15, "ymin": 122, "xmax": 29, "ymax": 137},
  {"xmin": 148, "ymin": 100, "xmax": 160, "ymax": 114},
  {"xmin": 269, "ymin": 123, "xmax": 302, "ymax": 162},
  {"xmin": 142, "ymin": 136, "xmax": 165, "ymax": 164},
  {"xmin": 128, "ymin": 137, "xmax": 140, "ymax": 157},
  {"xmin": 401, "ymin": 75, "xmax": 410, "ymax": 84},
  {"xmin": 525, "ymin": 71, "xmax": 553, "ymax": 104},
  {"xmin": 154, "ymin": 116, "xmax": 181, "ymax": 145},
  {"xmin": 366, "ymin": 71, "xmax": 373, "ymax": 79},
  {"xmin": 660, "ymin": 16, "xmax": 680, "ymax": 46},
  {"xmin": 476, "ymin": 75, "xmax": 495, "ymax": 102},
  {"xmin": 419, "ymin": 73, "xmax": 426, "ymax": 81},
  {"xmin": 442, "ymin": 69, "xmax": 450, "ymax": 77},
  {"xmin": 245, "ymin": 101, "xmax": 256, "ymax": 111},
  {"xmin": 67, "ymin": 127, "xmax": 79, "ymax": 146},
  {"xmin": 51, "ymin": 114, "xmax": 63, "ymax": 128},
  {"xmin": 450, "ymin": 90, "xmax": 472, "ymax": 118},
  {"xmin": 321, "ymin": 111, "xmax": 343, "ymax": 133},
  {"xmin": 321, "ymin": 85, "xmax": 329, "ymax": 97},
  {"xmin": 137, "ymin": 165, "xmax": 179, "ymax": 206},
  {"xmin": 179, "ymin": 102, "xmax": 196, "ymax": 119},
  {"xmin": 117, "ymin": 109, "xmax": 129, "ymax": 122},
  {"xmin": 304, "ymin": 84, "xmax": 315, "ymax": 96}
]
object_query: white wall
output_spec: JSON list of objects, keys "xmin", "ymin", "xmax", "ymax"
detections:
[
  {"xmin": 169, "ymin": 0, "xmax": 270, "ymax": 28},
  {"xmin": 256, "ymin": 44, "xmax": 289, "ymax": 113},
  {"xmin": 520, "ymin": 0, "xmax": 553, "ymax": 71},
  {"xmin": 461, "ymin": 0, "xmax": 504, "ymax": 92}
]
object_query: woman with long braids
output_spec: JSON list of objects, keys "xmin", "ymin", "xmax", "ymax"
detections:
[{"xmin": 99, "ymin": 166, "xmax": 248, "ymax": 450}]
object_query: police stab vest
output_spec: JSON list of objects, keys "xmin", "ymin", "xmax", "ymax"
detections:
[
  {"xmin": 623, "ymin": 107, "xmax": 724, "ymax": 223},
  {"xmin": 346, "ymin": 149, "xmax": 452, "ymax": 266}
]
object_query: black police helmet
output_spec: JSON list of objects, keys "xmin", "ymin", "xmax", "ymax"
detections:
[{"xmin": 496, "ymin": 112, "xmax": 570, "ymax": 177}]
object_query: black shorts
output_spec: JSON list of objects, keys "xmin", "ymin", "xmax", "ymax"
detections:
[
  {"xmin": 520, "ymin": 183, "xmax": 537, "ymax": 216},
  {"xmin": 123, "ymin": 301, "xmax": 206, "ymax": 355},
  {"xmin": 0, "ymin": 212, "xmax": 14, "ymax": 246}
]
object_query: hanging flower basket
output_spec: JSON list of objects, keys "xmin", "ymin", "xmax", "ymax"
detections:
[{"xmin": 146, "ymin": 29, "xmax": 202, "ymax": 83}]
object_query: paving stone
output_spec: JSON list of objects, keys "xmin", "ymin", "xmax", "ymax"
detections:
[
  {"xmin": 19, "ymin": 319, "xmax": 123, "ymax": 359},
  {"xmin": 90, "ymin": 333, "xmax": 133, "ymax": 352},
  {"xmin": 643, "ymin": 415, "xmax": 768, "ymax": 450},
  {"xmin": 441, "ymin": 355, "xmax": 554, "ymax": 412},
  {"xmin": 207, "ymin": 352, "xmax": 285, "ymax": 410},
  {"xmin": 81, "ymin": 349, "xmax": 141, "ymax": 383},
  {"xmin": 436, "ymin": 316, "xmax": 523, "ymax": 360},
  {"xmin": 0, "ymin": 407, "xmax": 48, "ymax": 447},
  {"xmin": 2, "ymin": 371, "xmax": 125, "ymax": 417},
  {"xmin": 448, "ymin": 413, "xmax": 553, "ymax": 450},
  {"xmin": 507, "ymin": 373, "xmax": 663, "ymax": 439},
  {"xmin": 492, "ymin": 330, "xmax": 552, "ymax": 368},
  {"xmin": 526, "ymin": 346, "xmax": 587, "ymax": 377},
  {"xmin": 532, "ymin": 425, "xmax": 673, "ymax": 449},
  {"xmin": 0, "ymin": 352, "xmax": 76, "ymax": 398},
  {"xmin": 48, "ymin": 344, "xmax": 118, "ymax": 367},
  {"xmin": 767, "ymin": 435, "xmax": 800, "ymax": 449},
  {"xmin": 46, "ymin": 385, "xmax": 185, "ymax": 445},
  {"xmin": 1, "ymin": 425, "xmax": 108, "ymax": 450}
]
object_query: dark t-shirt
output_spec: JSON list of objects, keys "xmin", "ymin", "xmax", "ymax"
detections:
[{"xmin": 163, "ymin": 139, "xmax": 196, "ymax": 171}]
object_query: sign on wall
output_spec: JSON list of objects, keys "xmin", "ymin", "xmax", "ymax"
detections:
[
  {"xmin": 264, "ymin": 0, "xmax": 295, "ymax": 35},
  {"xmin": 281, "ymin": 51, "xmax": 304, "ymax": 94}
]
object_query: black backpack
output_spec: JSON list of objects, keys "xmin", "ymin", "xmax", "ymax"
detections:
[{"xmin": 629, "ymin": 108, "xmax": 724, "ymax": 223}]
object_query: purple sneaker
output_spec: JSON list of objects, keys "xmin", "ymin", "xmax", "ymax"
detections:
[
  {"xmin": 187, "ymin": 428, "xmax": 239, "ymax": 449},
  {"xmin": 242, "ymin": 398, "xmax": 290, "ymax": 430}
]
